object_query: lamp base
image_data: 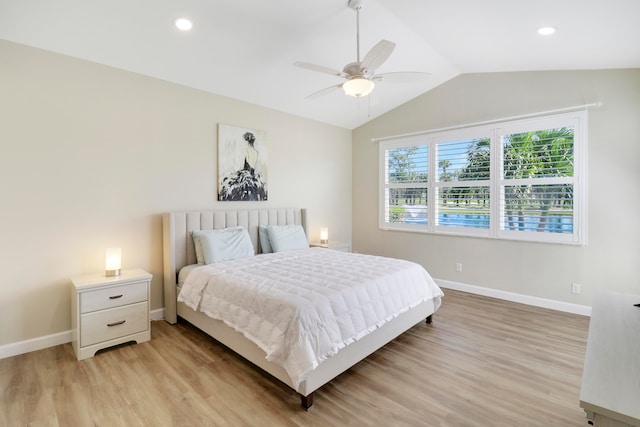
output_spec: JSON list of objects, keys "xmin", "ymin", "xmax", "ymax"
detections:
[
  {"xmin": 105, "ymin": 269, "xmax": 121, "ymax": 277},
  {"xmin": 320, "ymin": 239, "xmax": 328, "ymax": 244}
]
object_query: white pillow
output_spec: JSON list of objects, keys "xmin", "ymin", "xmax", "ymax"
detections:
[
  {"xmin": 258, "ymin": 225, "xmax": 273, "ymax": 254},
  {"xmin": 266, "ymin": 224, "xmax": 308, "ymax": 252},
  {"xmin": 192, "ymin": 227, "xmax": 255, "ymax": 264}
]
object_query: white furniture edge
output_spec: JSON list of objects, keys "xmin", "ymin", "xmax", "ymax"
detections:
[
  {"xmin": 579, "ymin": 291, "xmax": 640, "ymax": 426},
  {"xmin": 309, "ymin": 241, "xmax": 351, "ymax": 252},
  {"xmin": 162, "ymin": 208, "xmax": 438, "ymax": 409}
]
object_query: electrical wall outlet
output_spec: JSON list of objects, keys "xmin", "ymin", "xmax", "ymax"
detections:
[
  {"xmin": 455, "ymin": 262, "xmax": 463, "ymax": 272},
  {"xmin": 571, "ymin": 282, "xmax": 581, "ymax": 294}
]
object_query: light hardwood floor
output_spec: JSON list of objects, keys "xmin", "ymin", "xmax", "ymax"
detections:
[{"xmin": 0, "ymin": 290, "xmax": 590, "ymax": 426}]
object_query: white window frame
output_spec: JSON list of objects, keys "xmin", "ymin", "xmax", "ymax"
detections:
[
  {"xmin": 431, "ymin": 128, "xmax": 493, "ymax": 238},
  {"xmin": 380, "ymin": 135, "xmax": 430, "ymax": 233},
  {"xmin": 379, "ymin": 111, "xmax": 588, "ymax": 245}
]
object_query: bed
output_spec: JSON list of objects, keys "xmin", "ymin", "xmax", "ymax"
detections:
[{"xmin": 162, "ymin": 208, "xmax": 443, "ymax": 409}]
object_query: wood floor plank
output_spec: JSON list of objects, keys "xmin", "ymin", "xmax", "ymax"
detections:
[{"xmin": 0, "ymin": 290, "xmax": 590, "ymax": 426}]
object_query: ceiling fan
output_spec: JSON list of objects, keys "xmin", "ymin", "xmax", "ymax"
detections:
[{"xmin": 294, "ymin": 0, "xmax": 429, "ymax": 99}]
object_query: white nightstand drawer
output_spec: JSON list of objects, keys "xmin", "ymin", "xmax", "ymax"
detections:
[
  {"xmin": 81, "ymin": 301, "xmax": 148, "ymax": 347},
  {"xmin": 80, "ymin": 281, "xmax": 148, "ymax": 313}
]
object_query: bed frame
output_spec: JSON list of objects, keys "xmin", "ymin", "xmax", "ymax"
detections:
[{"xmin": 162, "ymin": 208, "xmax": 437, "ymax": 409}]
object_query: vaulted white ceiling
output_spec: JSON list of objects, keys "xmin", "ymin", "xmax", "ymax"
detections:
[{"xmin": 1, "ymin": 0, "xmax": 639, "ymax": 129}]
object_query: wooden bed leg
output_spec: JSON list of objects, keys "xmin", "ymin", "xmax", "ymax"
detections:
[
  {"xmin": 300, "ymin": 393, "xmax": 314, "ymax": 411},
  {"xmin": 426, "ymin": 315, "xmax": 433, "ymax": 324}
]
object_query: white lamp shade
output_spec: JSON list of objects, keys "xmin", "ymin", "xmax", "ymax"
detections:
[
  {"xmin": 320, "ymin": 227, "xmax": 329, "ymax": 244},
  {"xmin": 343, "ymin": 78, "xmax": 375, "ymax": 97},
  {"xmin": 105, "ymin": 248, "xmax": 121, "ymax": 276}
]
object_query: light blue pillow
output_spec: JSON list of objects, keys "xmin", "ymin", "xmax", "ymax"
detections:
[
  {"xmin": 192, "ymin": 227, "xmax": 255, "ymax": 264},
  {"xmin": 266, "ymin": 224, "xmax": 308, "ymax": 253},
  {"xmin": 258, "ymin": 225, "xmax": 273, "ymax": 254}
]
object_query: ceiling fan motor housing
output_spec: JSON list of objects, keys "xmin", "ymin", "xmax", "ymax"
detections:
[
  {"xmin": 343, "ymin": 62, "xmax": 371, "ymax": 78},
  {"xmin": 348, "ymin": 0, "xmax": 364, "ymax": 11}
]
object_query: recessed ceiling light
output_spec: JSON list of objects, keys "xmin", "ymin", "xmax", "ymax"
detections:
[
  {"xmin": 175, "ymin": 18, "xmax": 193, "ymax": 31},
  {"xmin": 537, "ymin": 26, "xmax": 556, "ymax": 36}
]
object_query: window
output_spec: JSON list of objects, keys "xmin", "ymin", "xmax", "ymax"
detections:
[
  {"xmin": 382, "ymin": 137, "xmax": 428, "ymax": 227},
  {"xmin": 379, "ymin": 111, "xmax": 587, "ymax": 244}
]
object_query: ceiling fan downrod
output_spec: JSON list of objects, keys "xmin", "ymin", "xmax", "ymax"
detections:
[{"xmin": 348, "ymin": 0, "xmax": 365, "ymax": 63}]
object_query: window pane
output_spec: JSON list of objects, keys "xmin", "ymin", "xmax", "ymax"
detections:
[
  {"xmin": 437, "ymin": 138, "xmax": 490, "ymax": 182},
  {"xmin": 501, "ymin": 184, "xmax": 574, "ymax": 233},
  {"xmin": 437, "ymin": 186, "xmax": 490, "ymax": 228},
  {"xmin": 386, "ymin": 146, "xmax": 428, "ymax": 184},
  {"xmin": 503, "ymin": 127, "xmax": 574, "ymax": 179},
  {"xmin": 385, "ymin": 188, "xmax": 428, "ymax": 224}
]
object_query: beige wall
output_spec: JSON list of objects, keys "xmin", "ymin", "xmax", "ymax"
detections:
[
  {"xmin": 353, "ymin": 70, "xmax": 640, "ymax": 306},
  {"xmin": 0, "ymin": 40, "xmax": 352, "ymax": 347}
]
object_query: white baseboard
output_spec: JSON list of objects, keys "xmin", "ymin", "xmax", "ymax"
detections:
[
  {"xmin": 0, "ymin": 308, "xmax": 167, "ymax": 360},
  {"xmin": 436, "ymin": 278, "xmax": 592, "ymax": 317},
  {"xmin": 150, "ymin": 308, "xmax": 165, "ymax": 321},
  {"xmin": 0, "ymin": 330, "xmax": 72, "ymax": 360}
]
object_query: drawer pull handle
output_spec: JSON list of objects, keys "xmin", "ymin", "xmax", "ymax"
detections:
[
  {"xmin": 107, "ymin": 320, "xmax": 126, "ymax": 327},
  {"xmin": 109, "ymin": 294, "xmax": 123, "ymax": 300}
]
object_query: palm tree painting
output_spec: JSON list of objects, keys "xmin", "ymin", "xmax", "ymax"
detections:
[{"xmin": 217, "ymin": 124, "xmax": 268, "ymax": 201}]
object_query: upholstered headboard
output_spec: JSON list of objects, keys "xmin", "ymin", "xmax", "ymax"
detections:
[{"xmin": 162, "ymin": 208, "xmax": 307, "ymax": 323}]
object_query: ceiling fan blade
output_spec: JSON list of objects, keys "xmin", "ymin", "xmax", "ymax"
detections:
[
  {"xmin": 360, "ymin": 39, "xmax": 395, "ymax": 72},
  {"xmin": 294, "ymin": 62, "xmax": 345, "ymax": 77},
  {"xmin": 306, "ymin": 84, "xmax": 343, "ymax": 99},
  {"xmin": 372, "ymin": 71, "xmax": 431, "ymax": 82}
]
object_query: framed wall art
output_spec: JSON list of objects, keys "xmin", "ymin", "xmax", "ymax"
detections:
[{"xmin": 217, "ymin": 124, "xmax": 268, "ymax": 201}]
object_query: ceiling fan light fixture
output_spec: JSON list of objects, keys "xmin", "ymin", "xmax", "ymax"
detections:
[
  {"xmin": 537, "ymin": 26, "xmax": 556, "ymax": 35},
  {"xmin": 343, "ymin": 78, "xmax": 375, "ymax": 97},
  {"xmin": 175, "ymin": 18, "xmax": 193, "ymax": 31}
]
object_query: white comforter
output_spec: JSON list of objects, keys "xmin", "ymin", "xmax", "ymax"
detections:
[{"xmin": 178, "ymin": 248, "xmax": 443, "ymax": 388}]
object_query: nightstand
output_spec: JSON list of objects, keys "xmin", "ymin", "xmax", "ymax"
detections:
[
  {"xmin": 309, "ymin": 241, "xmax": 351, "ymax": 252},
  {"xmin": 70, "ymin": 268, "xmax": 152, "ymax": 360}
]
